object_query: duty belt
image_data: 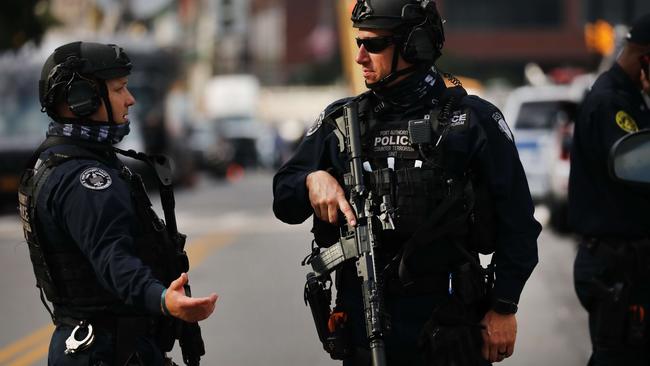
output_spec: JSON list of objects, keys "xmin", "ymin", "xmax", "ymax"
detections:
[
  {"xmin": 55, "ymin": 315, "xmax": 160, "ymax": 365},
  {"xmin": 582, "ymin": 236, "xmax": 650, "ymax": 277}
]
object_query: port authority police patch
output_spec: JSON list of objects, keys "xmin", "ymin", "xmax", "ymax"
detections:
[
  {"xmin": 306, "ymin": 111, "xmax": 325, "ymax": 137},
  {"xmin": 80, "ymin": 167, "xmax": 112, "ymax": 190}
]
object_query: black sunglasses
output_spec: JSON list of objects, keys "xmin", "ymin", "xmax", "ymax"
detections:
[{"xmin": 355, "ymin": 36, "xmax": 396, "ymax": 53}]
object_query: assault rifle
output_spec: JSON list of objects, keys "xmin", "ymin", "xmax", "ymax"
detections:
[
  {"xmin": 305, "ymin": 101, "xmax": 392, "ymax": 366},
  {"xmin": 116, "ymin": 149, "xmax": 205, "ymax": 366}
]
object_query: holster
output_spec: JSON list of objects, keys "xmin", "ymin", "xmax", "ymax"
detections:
[
  {"xmin": 592, "ymin": 280, "xmax": 631, "ymax": 349},
  {"xmin": 587, "ymin": 238, "xmax": 650, "ymax": 349},
  {"xmin": 304, "ymin": 272, "xmax": 354, "ymax": 360}
]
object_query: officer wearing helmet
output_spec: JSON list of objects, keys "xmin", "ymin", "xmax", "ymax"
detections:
[
  {"xmin": 570, "ymin": 14, "xmax": 650, "ymax": 366},
  {"xmin": 273, "ymin": 1, "xmax": 540, "ymax": 365},
  {"xmin": 18, "ymin": 41, "xmax": 217, "ymax": 365}
]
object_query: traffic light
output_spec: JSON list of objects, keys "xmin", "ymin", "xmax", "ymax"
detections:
[{"xmin": 584, "ymin": 20, "xmax": 615, "ymax": 56}]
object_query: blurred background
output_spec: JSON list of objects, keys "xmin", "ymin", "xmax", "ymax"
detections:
[{"xmin": 1, "ymin": 0, "xmax": 650, "ymax": 365}]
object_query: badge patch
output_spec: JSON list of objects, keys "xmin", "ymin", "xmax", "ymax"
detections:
[
  {"xmin": 615, "ymin": 111, "xmax": 638, "ymax": 133},
  {"xmin": 80, "ymin": 167, "xmax": 112, "ymax": 190},
  {"xmin": 306, "ymin": 111, "xmax": 325, "ymax": 137},
  {"xmin": 493, "ymin": 112, "xmax": 514, "ymax": 142}
]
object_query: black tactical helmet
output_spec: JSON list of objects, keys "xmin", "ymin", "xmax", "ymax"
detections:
[
  {"xmin": 39, "ymin": 41, "xmax": 132, "ymax": 122},
  {"xmin": 627, "ymin": 13, "xmax": 650, "ymax": 45},
  {"xmin": 351, "ymin": 0, "xmax": 445, "ymax": 64}
]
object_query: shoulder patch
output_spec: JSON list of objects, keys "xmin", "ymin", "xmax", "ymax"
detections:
[
  {"xmin": 306, "ymin": 111, "xmax": 325, "ymax": 137},
  {"xmin": 615, "ymin": 110, "xmax": 638, "ymax": 133},
  {"xmin": 492, "ymin": 111, "xmax": 514, "ymax": 142},
  {"xmin": 79, "ymin": 167, "xmax": 112, "ymax": 190}
]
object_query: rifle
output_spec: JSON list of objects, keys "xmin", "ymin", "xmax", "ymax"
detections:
[
  {"xmin": 116, "ymin": 149, "xmax": 205, "ymax": 366},
  {"xmin": 305, "ymin": 101, "xmax": 390, "ymax": 366}
]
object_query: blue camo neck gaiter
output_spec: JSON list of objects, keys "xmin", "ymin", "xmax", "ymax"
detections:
[{"xmin": 46, "ymin": 120, "xmax": 131, "ymax": 145}]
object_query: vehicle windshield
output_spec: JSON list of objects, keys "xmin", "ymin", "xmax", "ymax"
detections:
[{"xmin": 515, "ymin": 101, "xmax": 577, "ymax": 130}]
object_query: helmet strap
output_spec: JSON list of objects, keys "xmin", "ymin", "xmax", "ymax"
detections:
[{"xmin": 97, "ymin": 80, "xmax": 117, "ymax": 125}]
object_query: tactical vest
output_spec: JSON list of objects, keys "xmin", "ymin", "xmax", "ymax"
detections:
[
  {"xmin": 325, "ymin": 87, "xmax": 495, "ymax": 280},
  {"xmin": 18, "ymin": 139, "xmax": 180, "ymax": 315}
]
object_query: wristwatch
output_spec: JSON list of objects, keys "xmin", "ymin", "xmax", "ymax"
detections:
[{"xmin": 492, "ymin": 298, "xmax": 518, "ymax": 314}]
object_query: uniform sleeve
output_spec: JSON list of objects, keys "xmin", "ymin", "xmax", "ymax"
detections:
[
  {"xmin": 586, "ymin": 92, "xmax": 640, "ymax": 161},
  {"xmin": 48, "ymin": 160, "xmax": 165, "ymax": 315},
  {"xmin": 470, "ymin": 99, "xmax": 541, "ymax": 305},
  {"xmin": 272, "ymin": 113, "xmax": 339, "ymax": 225}
]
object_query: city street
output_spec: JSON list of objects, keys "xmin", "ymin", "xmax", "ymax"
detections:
[{"xmin": 0, "ymin": 172, "xmax": 590, "ymax": 366}]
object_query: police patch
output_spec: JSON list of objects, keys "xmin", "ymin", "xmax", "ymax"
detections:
[
  {"xmin": 80, "ymin": 167, "xmax": 112, "ymax": 190},
  {"xmin": 449, "ymin": 110, "xmax": 469, "ymax": 130},
  {"xmin": 306, "ymin": 111, "xmax": 325, "ymax": 137},
  {"xmin": 492, "ymin": 112, "xmax": 514, "ymax": 142},
  {"xmin": 615, "ymin": 110, "xmax": 638, "ymax": 133}
]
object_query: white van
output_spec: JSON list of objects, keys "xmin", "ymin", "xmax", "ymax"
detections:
[{"xmin": 503, "ymin": 76, "xmax": 594, "ymax": 231}]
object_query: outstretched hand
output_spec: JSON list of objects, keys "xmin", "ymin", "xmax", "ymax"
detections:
[
  {"xmin": 165, "ymin": 273, "xmax": 218, "ymax": 323},
  {"xmin": 306, "ymin": 170, "xmax": 356, "ymax": 226}
]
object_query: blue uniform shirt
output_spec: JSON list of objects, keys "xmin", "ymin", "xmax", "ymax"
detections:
[
  {"xmin": 569, "ymin": 63, "xmax": 650, "ymax": 238},
  {"xmin": 34, "ymin": 144, "xmax": 165, "ymax": 315}
]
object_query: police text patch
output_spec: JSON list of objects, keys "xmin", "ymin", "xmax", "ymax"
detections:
[
  {"xmin": 372, "ymin": 129, "xmax": 415, "ymax": 154},
  {"xmin": 615, "ymin": 110, "xmax": 638, "ymax": 133},
  {"xmin": 449, "ymin": 111, "xmax": 469, "ymax": 129},
  {"xmin": 80, "ymin": 167, "xmax": 112, "ymax": 190}
]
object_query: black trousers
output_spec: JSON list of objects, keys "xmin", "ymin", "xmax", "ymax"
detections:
[
  {"xmin": 574, "ymin": 243, "xmax": 650, "ymax": 366},
  {"xmin": 339, "ymin": 288, "xmax": 491, "ymax": 366}
]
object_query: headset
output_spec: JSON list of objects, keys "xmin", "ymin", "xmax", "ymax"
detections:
[
  {"xmin": 41, "ymin": 56, "xmax": 101, "ymax": 118},
  {"xmin": 399, "ymin": 1, "xmax": 445, "ymax": 64}
]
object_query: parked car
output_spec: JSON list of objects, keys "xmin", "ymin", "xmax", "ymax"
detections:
[
  {"xmin": 503, "ymin": 79, "xmax": 592, "ymax": 232},
  {"xmin": 187, "ymin": 121, "xmax": 234, "ymax": 178}
]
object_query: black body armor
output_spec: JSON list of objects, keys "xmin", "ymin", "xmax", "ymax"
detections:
[
  {"xmin": 19, "ymin": 144, "xmax": 127, "ymax": 312},
  {"xmin": 18, "ymin": 137, "xmax": 203, "ymax": 363},
  {"xmin": 315, "ymin": 88, "xmax": 495, "ymax": 281}
]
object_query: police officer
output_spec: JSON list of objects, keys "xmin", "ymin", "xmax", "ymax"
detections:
[
  {"xmin": 273, "ymin": 1, "xmax": 540, "ymax": 365},
  {"xmin": 569, "ymin": 14, "xmax": 650, "ymax": 366},
  {"xmin": 18, "ymin": 41, "xmax": 217, "ymax": 365}
]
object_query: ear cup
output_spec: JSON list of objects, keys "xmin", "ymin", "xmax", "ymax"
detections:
[
  {"xmin": 66, "ymin": 78, "xmax": 101, "ymax": 117},
  {"xmin": 402, "ymin": 26, "xmax": 435, "ymax": 63},
  {"xmin": 41, "ymin": 66, "xmax": 74, "ymax": 110}
]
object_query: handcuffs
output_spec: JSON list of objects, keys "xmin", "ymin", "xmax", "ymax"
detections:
[{"xmin": 64, "ymin": 321, "xmax": 95, "ymax": 355}]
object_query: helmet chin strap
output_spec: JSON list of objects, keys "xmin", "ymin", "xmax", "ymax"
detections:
[
  {"xmin": 366, "ymin": 41, "xmax": 421, "ymax": 90},
  {"xmin": 97, "ymin": 80, "xmax": 117, "ymax": 125}
]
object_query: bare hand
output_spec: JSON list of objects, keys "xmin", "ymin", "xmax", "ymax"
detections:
[
  {"xmin": 165, "ymin": 273, "xmax": 218, "ymax": 322},
  {"xmin": 305, "ymin": 170, "xmax": 356, "ymax": 225},
  {"xmin": 481, "ymin": 310, "xmax": 517, "ymax": 363}
]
